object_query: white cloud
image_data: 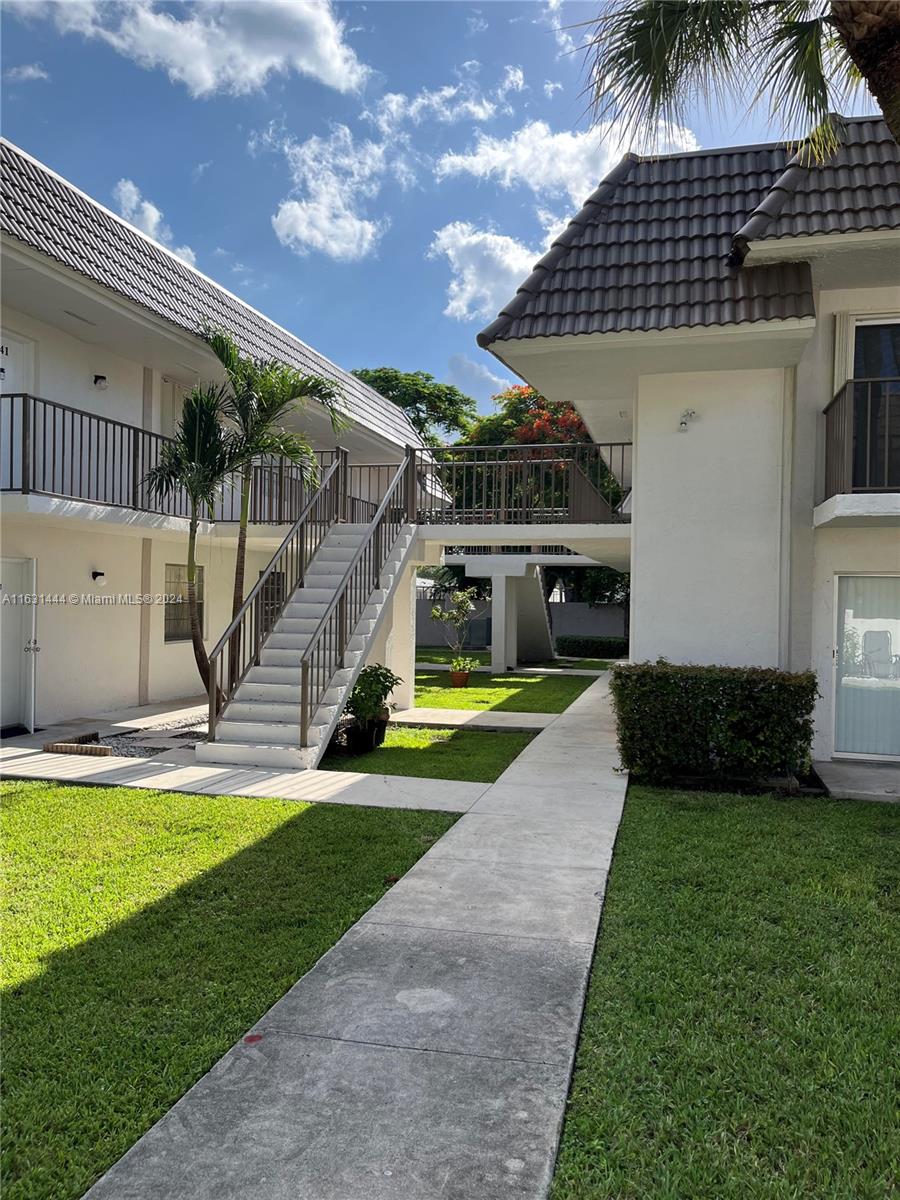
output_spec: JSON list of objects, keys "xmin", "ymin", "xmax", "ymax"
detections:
[
  {"xmin": 428, "ymin": 222, "xmax": 537, "ymax": 322},
  {"xmin": 3, "ymin": 62, "xmax": 50, "ymax": 83},
  {"xmin": 497, "ymin": 65, "xmax": 525, "ymax": 100},
  {"xmin": 541, "ymin": 0, "xmax": 577, "ymax": 56},
  {"xmin": 446, "ymin": 353, "xmax": 511, "ymax": 403},
  {"xmin": 365, "ymin": 64, "xmax": 526, "ymax": 135},
  {"xmin": 466, "ymin": 13, "xmax": 488, "ymax": 36},
  {"xmin": 544, "ymin": 80, "xmax": 563, "ymax": 98},
  {"xmin": 191, "ymin": 160, "xmax": 212, "ymax": 182},
  {"xmin": 436, "ymin": 118, "xmax": 700, "ymax": 206},
  {"xmin": 262, "ymin": 124, "xmax": 397, "ymax": 262},
  {"xmin": 7, "ymin": 0, "xmax": 368, "ymax": 97},
  {"xmin": 113, "ymin": 178, "xmax": 196, "ymax": 265}
]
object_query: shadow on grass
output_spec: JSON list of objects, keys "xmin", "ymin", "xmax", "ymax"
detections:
[{"xmin": 2, "ymin": 789, "xmax": 454, "ymax": 1200}]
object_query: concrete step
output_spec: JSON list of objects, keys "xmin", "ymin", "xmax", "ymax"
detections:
[
  {"xmin": 216, "ymin": 714, "xmax": 333, "ymax": 745},
  {"xmin": 315, "ymin": 546, "xmax": 359, "ymax": 562},
  {"xmin": 195, "ymin": 740, "xmax": 316, "ymax": 770}
]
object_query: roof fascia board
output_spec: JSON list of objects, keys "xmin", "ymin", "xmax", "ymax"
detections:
[
  {"xmin": 489, "ymin": 316, "xmax": 818, "ymax": 360},
  {"xmin": 744, "ymin": 229, "xmax": 900, "ymax": 263}
]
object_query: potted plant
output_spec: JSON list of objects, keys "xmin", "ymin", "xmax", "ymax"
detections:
[
  {"xmin": 430, "ymin": 587, "xmax": 480, "ymax": 688},
  {"xmin": 449, "ymin": 655, "xmax": 480, "ymax": 688},
  {"xmin": 344, "ymin": 664, "xmax": 403, "ymax": 754}
]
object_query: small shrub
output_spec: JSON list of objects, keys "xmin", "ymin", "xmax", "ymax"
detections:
[
  {"xmin": 610, "ymin": 661, "xmax": 818, "ymax": 783},
  {"xmin": 556, "ymin": 634, "xmax": 628, "ymax": 658}
]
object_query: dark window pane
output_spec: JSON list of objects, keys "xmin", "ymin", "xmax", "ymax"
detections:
[
  {"xmin": 853, "ymin": 323, "xmax": 900, "ymax": 379},
  {"xmin": 165, "ymin": 563, "xmax": 203, "ymax": 643}
]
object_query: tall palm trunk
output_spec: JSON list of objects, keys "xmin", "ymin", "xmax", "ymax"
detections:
[
  {"xmin": 228, "ymin": 463, "xmax": 253, "ymax": 689},
  {"xmin": 187, "ymin": 506, "xmax": 211, "ymax": 693},
  {"xmin": 232, "ymin": 462, "xmax": 252, "ymax": 622},
  {"xmin": 832, "ymin": 1, "xmax": 900, "ymax": 144}
]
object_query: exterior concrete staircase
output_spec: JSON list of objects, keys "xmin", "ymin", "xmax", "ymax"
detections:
[{"xmin": 196, "ymin": 520, "xmax": 416, "ymax": 770}]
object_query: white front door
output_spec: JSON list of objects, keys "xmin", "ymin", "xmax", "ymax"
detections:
[
  {"xmin": 834, "ymin": 575, "xmax": 900, "ymax": 759},
  {"xmin": 0, "ymin": 558, "xmax": 35, "ymax": 732}
]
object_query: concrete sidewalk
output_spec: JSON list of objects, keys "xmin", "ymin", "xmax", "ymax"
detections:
[
  {"xmin": 0, "ymin": 744, "xmax": 483, "ymax": 813},
  {"xmin": 391, "ymin": 706, "xmax": 554, "ymax": 732},
  {"xmin": 84, "ymin": 676, "xmax": 625, "ymax": 1200}
]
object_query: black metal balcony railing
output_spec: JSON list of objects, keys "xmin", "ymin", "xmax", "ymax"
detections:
[
  {"xmin": 824, "ymin": 378, "xmax": 900, "ymax": 498},
  {"xmin": 1, "ymin": 393, "xmax": 331, "ymax": 523},
  {"xmin": 1, "ymin": 394, "xmax": 633, "ymax": 528},
  {"xmin": 413, "ymin": 442, "xmax": 632, "ymax": 525}
]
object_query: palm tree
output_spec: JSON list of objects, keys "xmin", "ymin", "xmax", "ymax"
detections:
[
  {"xmin": 202, "ymin": 327, "xmax": 348, "ymax": 631},
  {"xmin": 145, "ymin": 383, "xmax": 238, "ymax": 692},
  {"xmin": 584, "ymin": 1, "xmax": 900, "ymax": 156}
]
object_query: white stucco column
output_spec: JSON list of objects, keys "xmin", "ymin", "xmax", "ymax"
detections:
[
  {"xmin": 490, "ymin": 574, "xmax": 518, "ymax": 673},
  {"xmin": 370, "ymin": 561, "xmax": 417, "ymax": 710}
]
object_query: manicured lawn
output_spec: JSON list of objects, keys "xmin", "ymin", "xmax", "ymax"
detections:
[
  {"xmin": 415, "ymin": 670, "xmax": 594, "ymax": 713},
  {"xmin": 552, "ymin": 786, "xmax": 900, "ymax": 1200},
  {"xmin": 1, "ymin": 780, "xmax": 455, "ymax": 1200},
  {"xmin": 321, "ymin": 724, "xmax": 533, "ymax": 783},
  {"xmin": 416, "ymin": 647, "xmax": 490, "ymax": 665}
]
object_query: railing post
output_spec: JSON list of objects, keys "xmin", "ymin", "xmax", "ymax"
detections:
[
  {"xmin": 844, "ymin": 383, "xmax": 854, "ymax": 493},
  {"xmin": 333, "ymin": 445, "xmax": 349, "ymax": 523},
  {"xmin": 208, "ymin": 661, "xmax": 218, "ymax": 741},
  {"xmin": 131, "ymin": 428, "xmax": 141, "ymax": 509},
  {"xmin": 300, "ymin": 660, "xmax": 310, "ymax": 746},
  {"xmin": 20, "ymin": 394, "xmax": 31, "ymax": 495},
  {"xmin": 405, "ymin": 446, "xmax": 417, "ymax": 522},
  {"xmin": 278, "ymin": 458, "xmax": 285, "ymax": 524}
]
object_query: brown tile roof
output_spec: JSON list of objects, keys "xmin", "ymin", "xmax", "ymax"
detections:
[{"xmin": 478, "ymin": 117, "xmax": 899, "ymax": 348}]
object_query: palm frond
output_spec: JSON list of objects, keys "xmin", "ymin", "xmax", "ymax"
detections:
[
  {"xmin": 144, "ymin": 382, "xmax": 238, "ymax": 509},
  {"xmin": 583, "ymin": 0, "xmax": 857, "ymax": 160}
]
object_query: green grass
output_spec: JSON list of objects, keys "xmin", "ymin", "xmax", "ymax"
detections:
[
  {"xmin": 552, "ymin": 786, "xmax": 900, "ymax": 1200},
  {"xmin": 321, "ymin": 724, "xmax": 533, "ymax": 783},
  {"xmin": 1, "ymin": 780, "xmax": 456, "ymax": 1200},
  {"xmin": 416, "ymin": 647, "xmax": 491, "ymax": 665},
  {"xmin": 415, "ymin": 669, "xmax": 594, "ymax": 713}
]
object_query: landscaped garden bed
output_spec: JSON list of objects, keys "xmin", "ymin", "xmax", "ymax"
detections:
[
  {"xmin": 0, "ymin": 780, "xmax": 456, "ymax": 1200},
  {"xmin": 552, "ymin": 785, "xmax": 899, "ymax": 1199},
  {"xmin": 321, "ymin": 724, "xmax": 534, "ymax": 782},
  {"xmin": 415, "ymin": 670, "xmax": 594, "ymax": 713}
]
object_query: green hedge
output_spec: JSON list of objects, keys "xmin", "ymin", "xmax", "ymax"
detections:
[
  {"xmin": 555, "ymin": 635, "xmax": 629, "ymax": 659},
  {"xmin": 609, "ymin": 662, "xmax": 818, "ymax": 782}
]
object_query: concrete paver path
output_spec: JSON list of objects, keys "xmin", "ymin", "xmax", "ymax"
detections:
[{"xmin": 76, "ymin": 677, "xmax": 626, "ymax": 1199}]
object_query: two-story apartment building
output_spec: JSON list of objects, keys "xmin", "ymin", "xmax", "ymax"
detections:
[
  {"xmin": 478, "ymin": 116, "xmax": 900, "ymax": 763},
  {"xmin": 0, "ymin": 139, "xmax": 421, "ymax": 732}
]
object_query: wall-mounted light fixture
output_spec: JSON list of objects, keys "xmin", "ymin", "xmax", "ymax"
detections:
[
  {"xmin": 678, "ymin": 409, "xmax": 697, "ymax": 432},
  {"xmin": 93, "ymin": 374, "xmax": 108, "ymax": 390},
  {"xmin": 91, "ymin": 570, "xmax": 107, "ymax": 586}
]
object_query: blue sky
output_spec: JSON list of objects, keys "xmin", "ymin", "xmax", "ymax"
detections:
[{"xmin": 1, "ymin": 1, "xmax": 875, "ymax": 414}]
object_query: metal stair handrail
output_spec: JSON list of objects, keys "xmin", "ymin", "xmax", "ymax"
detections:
[
  {"xmin": 207, "ymin": 449, "xmax": 347, "ymax": 737},
  {"xmin": 299, "ymin": 449, "xmax": 416, "ymax": 746}
]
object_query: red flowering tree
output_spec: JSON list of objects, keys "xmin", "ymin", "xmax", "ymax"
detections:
[{"xmin": 461, "ymin": 385, "xmax": 590, "ymax": 446}]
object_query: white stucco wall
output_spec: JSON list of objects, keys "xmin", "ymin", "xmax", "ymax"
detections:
[
  {"xmin": 809, "ymin": 527, "xmax": 900, "ymax": 760},
  {"xmin": 630, "ymin": 368, "xmax": 787, "ymax": 667},
  {"xmin": 1, "ymin": 517, "xmax": 272, "ymax": 723},
  {"xmin": 1, "ymin": 306, "xmax": 146, "ymax": 425}
]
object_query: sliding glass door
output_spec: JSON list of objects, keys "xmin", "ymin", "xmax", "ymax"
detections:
[{"xmin": 835, "ymin": 575, "xmax": 900, "ymax": 758}]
